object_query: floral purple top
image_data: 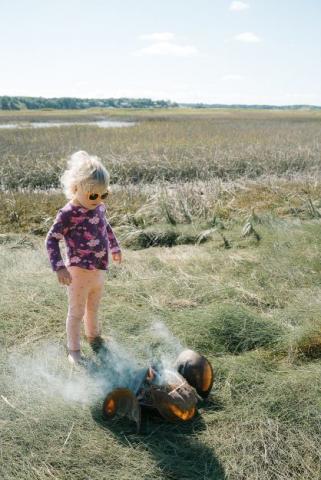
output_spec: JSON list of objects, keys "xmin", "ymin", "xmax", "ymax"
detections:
[{"xmin": 45, "ymin": 202, "xmax": 121, "ymax": 272}]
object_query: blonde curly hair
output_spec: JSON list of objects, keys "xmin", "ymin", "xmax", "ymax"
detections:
[{"xmin": 60, "ymin": 151, "xmax": 110, "ymax": 199}]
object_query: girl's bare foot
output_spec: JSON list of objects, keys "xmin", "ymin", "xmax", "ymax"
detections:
[{"xmin": 67, "ymin": 350, "xmax": 84, "ymax": 365}]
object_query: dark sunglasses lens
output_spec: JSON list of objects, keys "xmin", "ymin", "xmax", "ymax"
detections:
[
  {"xmin": 101, "ymin": 192, "xmax": 108, "ymax": 199},
  {"xmin": 89, "ymin": 193, "xmax": 99, "ymax": 200}
]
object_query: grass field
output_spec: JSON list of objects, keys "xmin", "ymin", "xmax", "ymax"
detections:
[
  {"xmin": 1, "ymin": 109, "xmax": 321, "ymax": 479},
  {"xmin": 1, "ymin": 108, "xmax": 321, "ymax": 188}
]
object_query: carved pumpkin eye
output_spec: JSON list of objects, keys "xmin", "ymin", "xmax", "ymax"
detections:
[
  {"xmin": 202, "ymin": 362, "xmax": 213, "ymax": 391},
  {"xmin": 102, "ymin": 388, "xmax": 141, "ymax": 433},
  {"xmin": 105, "ymin": 398, "xmax": 116, "ymax": 415},
  {"xmin": 175, "ymin": 349, "xmax": 214, "ymax": 398}
]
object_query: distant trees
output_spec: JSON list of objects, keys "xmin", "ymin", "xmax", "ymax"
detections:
[
  {"xmin": 0, "ymin": 96, "xmax": 178, "ymax": 110},
  {"xmin": 1, "ymin": 96, "xmax": 319, "ymax": 111},
  {"xmin": 0, "ymin": 96, "xmax": 21, "ymax": 110},
  {"xmin": 180, "ymin": 103, "xmax": 321, "ymax": 110}
]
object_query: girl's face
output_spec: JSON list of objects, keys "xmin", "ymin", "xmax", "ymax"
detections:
[{"xmin": 72, "ymin": 184, "xmax": 109, "ymax": 210}]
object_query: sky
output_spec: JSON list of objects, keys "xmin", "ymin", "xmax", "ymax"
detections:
[{"xmin": 1, "ymin": 0, "xmax": 321, "ymax": 105}]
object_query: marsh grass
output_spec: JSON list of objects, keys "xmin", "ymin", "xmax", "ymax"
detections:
[
  {"xmin": 2, "ymin": 175, "xmax": 321, "ymax": 237},
  {"xmin": 2, "ymin": 214, "xmax": 321, "ymax": 479},
  {"xmin": 1, "ymin": 109, "xmax": 321, "ymax": 479},
  {"xmin": 1, "ymin": 109, "xmax": 321, "ymax": 188}
]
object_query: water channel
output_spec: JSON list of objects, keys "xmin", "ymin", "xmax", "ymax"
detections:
[{"xmin": 0, "ymin": 120, "xmax": 136, "ymax": 129}]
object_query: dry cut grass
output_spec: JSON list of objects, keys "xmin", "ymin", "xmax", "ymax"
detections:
[{"xmin": 1, "ymin": 216, "xmax": 321, "ymax": 479}]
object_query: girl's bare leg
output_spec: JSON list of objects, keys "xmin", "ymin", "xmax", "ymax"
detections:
[
  {"xmin": 66, "ymin": 266, "xmax": 89, "ymax": 352},
  {"xmin": 83, "ymin": 270, "xmax": 105, "ymax": 341}
]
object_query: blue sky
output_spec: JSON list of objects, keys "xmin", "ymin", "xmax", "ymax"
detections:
[{"xmin": 1, "ymin": 0, "xmax": 321, "ymax": 105}]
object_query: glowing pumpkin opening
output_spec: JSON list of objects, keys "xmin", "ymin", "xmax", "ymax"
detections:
[
  {"xmin": 105, "ymin": 398, "xmax": 116, "ymax": 416},
  {"xmin": 167, "ymin": 404, "xmax": 196, "ymax": 421},
  {"xmin": 175, "ymin": 350, "xmax": 214, "ymax": 398},
  {"xmin": 201, "ymin": 361, "xmax": 213, "ymax": 392}
]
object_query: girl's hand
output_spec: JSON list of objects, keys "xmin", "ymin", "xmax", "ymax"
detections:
[
  {"xmin": 112, "ymin": 252, "xmax": 122, "ymax": 264},
  {"xmin": 56, "ymin": 268, "xmax": 72, "ymax": 286}
]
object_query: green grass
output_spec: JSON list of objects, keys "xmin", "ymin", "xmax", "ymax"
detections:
[{"xmin": 1, "ymin": 217, "xmax": 321, "ymax": 479}]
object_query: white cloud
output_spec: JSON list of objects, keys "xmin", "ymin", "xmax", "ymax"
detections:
[
  {"xmin": 140, "ymin": 32, "xmax": 175, "ymax": 42},
  {"xmin": 234, "ymin": 32, "xmax": 261, "ymax": 43},
  {"xmin": 133, "ymin": 42, "xmax": 198, "ymax": 57},
  {"xmin": 135, "ymin": 31, "xmax": 200, "ymax": 57},
  {"xmin": 229, "ymin": 1, "xmax": 249, "ymax": 11},
  {"xmin": 221, "ymin": 74, "xmax": 244, "ymax": 81}
]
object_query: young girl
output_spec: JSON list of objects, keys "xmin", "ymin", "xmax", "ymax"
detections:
[{"xmin": 45, "ymin": 150, "xmax": 122, "ymax": 365}]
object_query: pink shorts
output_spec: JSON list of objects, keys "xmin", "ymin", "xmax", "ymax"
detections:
[{"xmin": 65, "ymin": 266, "xmax": 105, "ymax": 351}]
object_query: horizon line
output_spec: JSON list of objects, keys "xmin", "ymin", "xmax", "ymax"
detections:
[{"xmin": 0, "ymin": 94, "xmax": 320, "ymax": 109}]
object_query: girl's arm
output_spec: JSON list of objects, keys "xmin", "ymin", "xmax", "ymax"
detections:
[
  {"xmin": 106, "ymin": 222, "xmax": 121, "ymax": 253},
  {"xmin": 45, "ymin": 209, "xmax": 69, "ymax": 271}
]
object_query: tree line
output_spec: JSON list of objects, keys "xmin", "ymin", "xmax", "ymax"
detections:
[
  {"xmin": 181, "ymin": 103, "xmax": 321, "ymax": 110},
  {"xmin": 0, "ymin": 96, "xmax": 178, "ymax": 110},
  {"xmin": 1, "ymin": 96, "xmax": 320, "ymax": 111}
]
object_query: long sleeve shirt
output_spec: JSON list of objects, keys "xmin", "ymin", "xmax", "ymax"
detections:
[{"xmin": 45, "ymin": 202, "xmax": 121, "ymax": 272}]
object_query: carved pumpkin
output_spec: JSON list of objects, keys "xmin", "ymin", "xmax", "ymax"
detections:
[{"xmin": 175, "ymin": 349, "xmax": 214, "ymax": 398}]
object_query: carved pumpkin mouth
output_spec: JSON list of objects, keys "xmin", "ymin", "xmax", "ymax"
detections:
[
  {"xmin": 148, "ymin": 376, "xmax": 200, "ymax": 423},
  {"xmin": 167, "ymin": 404, "xmax": 196, "ymax": 421}
]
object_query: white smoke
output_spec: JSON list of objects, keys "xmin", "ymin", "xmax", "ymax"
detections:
[
  {"xmin": 149, "ymin": 320, "xmax": 183, "ymax": 357},
  {"xmin": 7, "ymin": 322, "xmax": 185, "ymax": 406},
  {"xmin": 146, "ymin": 320, "xmax": 184, "ymax": 384},
  {"xmin": 9, "ymin": 343, "xmax": 101, "ymax": 405},
  {"xmin": 8, "ymin": 340, "xmax": 142, "ymax": 405}
]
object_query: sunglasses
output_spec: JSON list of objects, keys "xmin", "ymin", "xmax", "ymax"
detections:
[{"xmin": 87, "ymin": 191, "xmax": 109, "ymax": 201}]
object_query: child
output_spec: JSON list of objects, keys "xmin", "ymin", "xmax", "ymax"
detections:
[{"xmin": 45, "ymin": 150, "xmax": 122, "ymax": 365}]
